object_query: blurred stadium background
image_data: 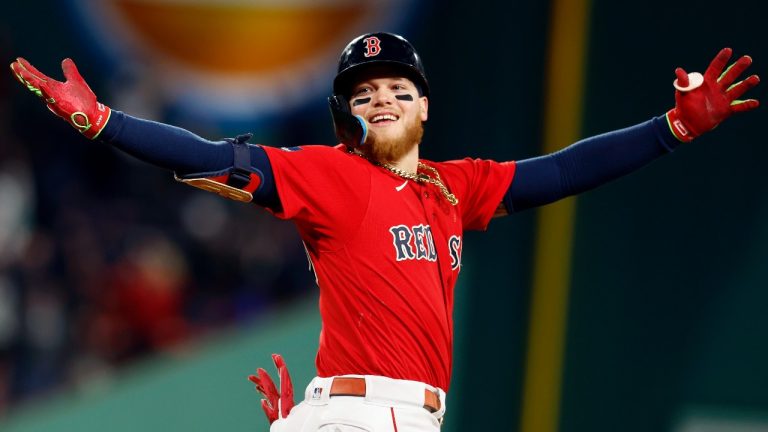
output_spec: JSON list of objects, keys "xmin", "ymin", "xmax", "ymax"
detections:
[{"xmin": 0, "ymin": 0, "xmax": 766, "ymax": 431}]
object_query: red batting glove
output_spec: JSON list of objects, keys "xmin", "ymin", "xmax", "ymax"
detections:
[
  {"xmin": 666, "ymin": 48, "xmax": 760, "ymax": 142},
  {"xmin": 248, "ymin": 354, "xmax": 295, "ymax": 424},
  {"xmin": 9, "ymin": 57, "xmax": 111, "ymax": 139}
]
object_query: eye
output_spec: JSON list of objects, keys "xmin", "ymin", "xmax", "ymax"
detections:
[
  {"xmin": 353, "ymin": 87, "xmax": 371, "ymax": 96},
  {"xmin": 392, "ymin": 83, "xmax": 407, "ymax": 91}
]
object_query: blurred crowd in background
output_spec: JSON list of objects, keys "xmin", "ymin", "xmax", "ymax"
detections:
[{"xmin": 0, "ymin": 39, "xmax": 317, "ymax": 417}]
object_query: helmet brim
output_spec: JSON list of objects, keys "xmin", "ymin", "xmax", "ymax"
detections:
[{"xmin": 333, "ymin": 60, "xmax": 430, "ymax": 99}]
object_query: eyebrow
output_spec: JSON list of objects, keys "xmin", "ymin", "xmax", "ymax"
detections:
[{"xmin": 354, "ymin": 78, "xmax": 411, "ymax": 90}]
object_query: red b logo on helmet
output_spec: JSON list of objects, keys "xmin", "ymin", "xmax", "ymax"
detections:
[{"xmin": 363, "ymin": 36, "xmax": 381, "ymax": 57}]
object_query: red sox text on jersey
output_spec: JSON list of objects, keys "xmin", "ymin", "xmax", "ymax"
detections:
[{"xmin": 389, "ymin": 224, "xmax": 462, "ymax": 271}]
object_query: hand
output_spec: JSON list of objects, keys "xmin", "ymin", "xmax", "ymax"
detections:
[
  {"xmin": 248, "ymin": 353, "xmax": 295, "ymax": 424},
  {"xmin": 9, "ymin": 57, "xmax": 111, "ymax": 139},
  {"xmin": 666, "ymin": 48, "xmax": 759, "ymax": 142}
]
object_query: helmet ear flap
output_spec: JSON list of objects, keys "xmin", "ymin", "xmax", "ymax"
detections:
[{"xmin": 328, "ymin": 95, "xmax": 368, "ymax": 149}]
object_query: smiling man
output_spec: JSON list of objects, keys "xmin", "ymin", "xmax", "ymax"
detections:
[
  {"xmin": 344, "ymin": 62, "xmax": 428, "ymax": 166},
  {"xmin": 10, "ymin": 32, "xmax": 759, "ymax": 432},
  {"xmin": 351, "ymin": 72, "xmax": 427, "ymax": 164}
]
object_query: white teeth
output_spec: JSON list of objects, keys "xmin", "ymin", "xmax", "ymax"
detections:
[{"xmin": 371, "ymin": 114, "xmax": 398, "ymax": 123}]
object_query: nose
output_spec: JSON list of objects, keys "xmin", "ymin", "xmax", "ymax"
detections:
[{"xmin": 371, "ymin": 88, "xmax": 395, "ymax": 106}]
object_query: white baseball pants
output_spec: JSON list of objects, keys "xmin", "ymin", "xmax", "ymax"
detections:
[{"xmin": 270, "ymin": 375, "xmax": 447, "ymax": 432}]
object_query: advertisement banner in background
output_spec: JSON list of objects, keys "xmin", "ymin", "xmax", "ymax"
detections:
[{"xmin": 66, "ymin": 0, "xmax": 419, "ymax": 120}]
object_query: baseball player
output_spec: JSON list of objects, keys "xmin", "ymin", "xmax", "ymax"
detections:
[{"xmin": 10, "ymin": 33, "xmax": 759, "ymax": 431}]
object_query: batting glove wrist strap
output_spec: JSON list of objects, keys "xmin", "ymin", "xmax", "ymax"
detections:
[
  {"xmin": 667, "ymin": 48, "xmax": 760, "ymax": 143},
  {"xmin": 328, "ymin": 95, "xmax": 368, "ymax": 148},
  {"xmin": 10, "ymin": 57, "xmax": 111, "ymax": 139},
  {"xmin": 174, "ymin": 134, "xmax": 262, "ymax": 203}
]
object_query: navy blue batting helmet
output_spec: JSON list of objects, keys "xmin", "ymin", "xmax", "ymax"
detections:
[{"xmin": 333, "ymin": 32, "xmax": 429, "ymax": 98}]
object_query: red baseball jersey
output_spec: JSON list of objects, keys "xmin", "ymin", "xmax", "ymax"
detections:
[{"xmin": 261, "ymin": 144, "xmax": 515, "ymax": 391}]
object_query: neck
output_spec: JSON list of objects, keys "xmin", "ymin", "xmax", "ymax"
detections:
[{"xmin": 388, "ymin": 144, "xmax": 420, "ymax": 174}]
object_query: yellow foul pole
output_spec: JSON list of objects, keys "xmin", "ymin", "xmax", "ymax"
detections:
[{"xmin": 519, "ymin": 0, "xmax": 590, "ymax": 431}]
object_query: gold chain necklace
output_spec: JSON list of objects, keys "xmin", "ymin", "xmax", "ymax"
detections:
[
  {"xmin": 377, "ymin": 161, "xmax": 459, "ymax": 206},
  {"xmin": 351, "ymin": 150, "xmax": 458, "ymax": 205}
]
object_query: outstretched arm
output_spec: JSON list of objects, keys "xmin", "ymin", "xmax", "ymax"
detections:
[
  {"xmin": 504, "ymin": 116, "xmax": 675, "ymax": 213},
  {"xmin": 10, "ymin": 57, "xmax": 278, "ymax": 208},
  {"xmin": 502, "ymin": 48, "xmax": 759, "ymax": 214},
  {"xmin": 101, "ymin": 112, "xmax": 279, "ymax": 208}
]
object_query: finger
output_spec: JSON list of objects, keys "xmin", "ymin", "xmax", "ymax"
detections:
[
  {"xmin": 61, "ymin": 58, "xmax": 84, "ymax": 83},
  {"xmin": 704, "ymin": 47, "xmax": 732, "ymax": 81},
  {"xmin": 16, "ymin": 57, "xmax": 54, "ymax": 83},
  {"xmin": 10, "ymin": 61, "xmax": 49, "ymax": 99},
  {"xmin": 718, "ymin": 55, "xmax": 752, "ymax": 88},
  {"xmin": 15, "ymin": 58, "xmax": 64, "ymax": 103},
  {"xmin": 278, "ymin": 364, "xmax": 292, "ymax": 389},
  {"xmin": 675, "ymin": 67, "xmax": 690, "ymax": 87},
  {"xmin": 261, "ymin": 399, "xmax": 276, "ymax": 414},
  {"xmin": 251, "ymin": 378, "xmax": 267, "ymax": 395},
  {"xmin": 257, "ymin": 368, "xmax": 279, "ymax": 399},
  {"xmin": 8, "ymin": 61, "xmax": 24, "ymax": 84},
  {"xmin": 277, "ymin": 363, "xmax": 294, "ymax": 417},
  {"xmin": 272, "ymin": 354, "xmax": 284, "ymax": 369},
  {"xmin": 261, "ymin": 399, "xmax": 278, "ymax": 424},
  {"xmin": 250, "ymin": 369, "xmax": 277, "ymax": 400},
  {"xmin": 251, "ymin": 383, "xmax": 267, "ymax": 396},
  {"xmin": 248, "ymin": 374, "xmax": 267, "ymax": 395},
  {"xmin": 730, "ymin": 99, "xmax": 759, "ymax": 112},
  {"xmin": 9, "ymin": 61, "xmax": 26, "ymax": 85},
  {"xmin": 726, "ymin": 74, "xmax": 760, "ymax": 100}
]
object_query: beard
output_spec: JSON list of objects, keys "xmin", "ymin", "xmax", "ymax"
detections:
[{"xmin": 362, "ymin": 116, "xmax": 424, "ymax": 163}]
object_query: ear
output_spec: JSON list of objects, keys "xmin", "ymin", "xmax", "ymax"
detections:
[{"xmin": 419, "ymin": 96, "xmax": 429, "ymax": 121}]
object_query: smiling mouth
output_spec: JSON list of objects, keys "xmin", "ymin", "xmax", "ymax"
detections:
[{"xmin": 370, "ymin": 114, "xmax": 399, "ymax": 125}]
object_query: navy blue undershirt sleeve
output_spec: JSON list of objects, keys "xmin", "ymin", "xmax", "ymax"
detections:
[
  {"xmin": 99, "ymin": 110, "xmax": 278, "ymax": 208},
  {"xmin": 503, "ymin": 115, "xmax": 680, "ymax": 213}
]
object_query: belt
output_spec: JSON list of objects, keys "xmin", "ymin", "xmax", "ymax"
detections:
[{"xmin": 329, "ymin": 377, "xmax": 441, "ymax": 413}]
